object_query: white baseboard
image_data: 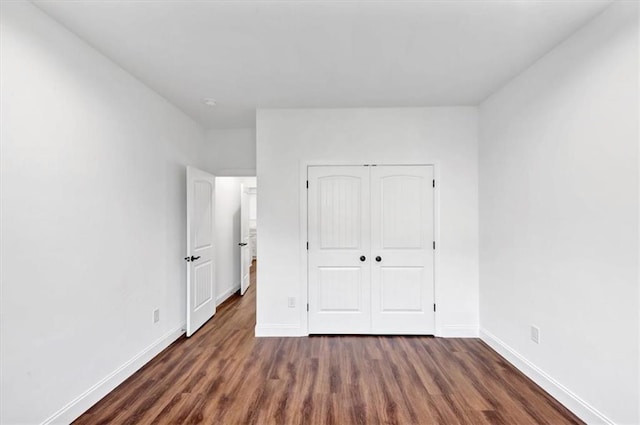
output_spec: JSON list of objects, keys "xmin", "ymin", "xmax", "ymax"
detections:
[
  {"xmin": 480, "ymin": 328, "xmax": 614, "ymax": 425},
  {"xmin": 216, "ymin": 285, "xmax": 240, "ymax": 305},
  {"xmin": 41, "ymin": 324, "xmax": 185, "ymax": 425},
  {"xmin": 439, "ymin": 325, "xmax": 479, "ymax": 338},
  {"xmin": 255, "ymin": 323, "xmax": 306, "ymax": 337}
]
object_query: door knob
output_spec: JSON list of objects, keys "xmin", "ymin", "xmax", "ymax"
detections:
[
  {"xmin": 375, "ymin": 256, "xmax": 382, "ymax": 262},
  {"xmin": 184, "ymin": 256, "xmax": 201, "ymax": 262},
  {"xmin": 238, "ymin": 242, "xmax": 248, "ymax": 246},
  {"xmin": 360, "ymin": 256, "xmax": 366, "ymax": 262}
]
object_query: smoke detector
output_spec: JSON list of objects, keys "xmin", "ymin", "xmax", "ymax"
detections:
[{"xmin": 203, "ymin": 98, "xmax": 217, "ymax": 107}]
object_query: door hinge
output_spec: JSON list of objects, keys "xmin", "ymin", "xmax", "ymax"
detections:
[
  {"xmin": 306, "ymin": 180, "xmax": 309, "ymax": 189},
  {"xmin": 433, "ymin": 241, "xmax": 436, "ymax": 250},
  {"xmin": 306, "ymin": 242, "xmax": 309, "ymax": 250},
  {"xmin": 434, "ymin": 304, "xmax": 436, "ymax": 312},
  {"xmin": 433, "ymin": 179, "xmax": 435, "ymax": 188},
  {"xmin": 307, "ymin": 303, "xmax": 309, "ymax": 312}
]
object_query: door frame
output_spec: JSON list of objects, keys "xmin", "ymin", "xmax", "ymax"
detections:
[{"xmin": 299, "ymin": 160, "xmax": 441, "ymax": 336}]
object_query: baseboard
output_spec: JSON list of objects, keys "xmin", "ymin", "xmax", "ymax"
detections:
[
  {"xmin": 255, "ymin": 323, "xmax": 306, "ymax": 337},
  {"xmin": 439, "ymin": 325, "xmax": 479, "ymax": 338},
  {"xmin": 216, "ymin": 285, "xmax": 240, "ymax": 305},
  {"xmin": 41, "ymin": 324, "xmax": 185, "ymax": 425},
  {"xmin": 480, "ymin": 328, "xmax": 614, "ymax": 425}
]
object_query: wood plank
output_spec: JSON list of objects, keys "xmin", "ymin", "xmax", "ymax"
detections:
[{"xmin": 73, "ymin": 261, "xmax": 583, "ymax": 425}]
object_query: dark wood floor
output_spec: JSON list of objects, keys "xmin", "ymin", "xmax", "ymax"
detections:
[{"xmin": 75, "ymin": 261, "xmax": 583, "ymax": 425}]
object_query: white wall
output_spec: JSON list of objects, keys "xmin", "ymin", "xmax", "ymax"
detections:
[
  {"xmin": 205, "ymin": 128, "xmax": 256, "ymax": 175},
  {"xmin": 256, "ymin": 107, "xmax": 479, "ymax": 336},
  {"xmin": 215, "ymin": 177, "xmax": 257, "ymax": 304},
  {"xmin": 479, "ymin": 2, "xmax": 639, "ymax": 424},
  {"xmin": 0, "ymin": 2, "xmax": 206, "ymax": 423}
]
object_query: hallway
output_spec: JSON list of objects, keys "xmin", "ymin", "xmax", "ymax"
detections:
[{"xmin": 74, "ymin": 262, "xmax": 581, "ymax": 425}]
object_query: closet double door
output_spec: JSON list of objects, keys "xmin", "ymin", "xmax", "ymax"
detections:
[{"xmin": 308, "ymin": 165, "xmax": 435, "ymax": 334}]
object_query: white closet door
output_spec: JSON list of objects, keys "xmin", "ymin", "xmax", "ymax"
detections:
[
  {"xmin": 370, "ymin": 165, "xmax": 435, "ymax": 334},
  {"xmin": 308, "ymin": 166, "xmax": 371, "ymax": 334}
]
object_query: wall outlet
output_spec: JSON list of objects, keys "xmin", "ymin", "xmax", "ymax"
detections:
[
  {"xmin": 530, "ymin": 325, "xmax": 540, "ymax": 344},
  {"xmin": 153, "ymin": 309, "xmax": 160, "ymax": 323},
  {"xmin": 287, "ymin": 297, "xmax": 296, "ymax": 308}
]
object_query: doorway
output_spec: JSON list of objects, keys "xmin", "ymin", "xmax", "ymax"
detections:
[{"xmin": 214, "ymin": 176, "xmax": 257, "ymax": 307}]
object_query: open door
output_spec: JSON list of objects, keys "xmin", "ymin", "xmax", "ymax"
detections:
[
  {"xmin": 186, "ymin": 166, "xmax": 216, "ymax": 337},
  {"xmin": 239, "ymin": 184, "xmax": 251, "ymax": 295}
]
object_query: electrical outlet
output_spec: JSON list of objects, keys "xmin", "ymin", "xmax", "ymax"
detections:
[
  {"xmin": 287, "ymin": 297, "xmax": 296, "ymax": 308},
  {"xmin": 530, "ymin": 325, "xmax": 540, "ymax": 344},
  {"xmin": 153, "ymin": 309, "xmax": 160, "ymax": 323}
]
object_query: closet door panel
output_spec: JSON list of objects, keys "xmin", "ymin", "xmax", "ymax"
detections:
[
  {"xmin": 308, "ymin": 166, "xmax": 371, "ymax": 334},
  {"xmin": 370, "ymin": 165, "xmax": 435, "ymax": 334}
]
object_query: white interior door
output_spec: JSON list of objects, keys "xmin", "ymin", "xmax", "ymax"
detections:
[
  {"xmin": 186, "ymin": 166, "xmax": 216, "ymax": 337},
  {"xmin": 239, "ymin": 184, "xmax": 251, "ymax": 295},
  {"xmin": 308, "ymin": 166, "xmax": 371, "ymax": 333},
  {"xmin": 371, "ymin": 165, "xmax": 435, "ymax": 334}
]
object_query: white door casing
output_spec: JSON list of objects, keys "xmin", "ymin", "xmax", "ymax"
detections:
[
  {"xmin": 186, "ymin": 166, "xmax": 216, "ymax": 337},
  {"xmin": 307, "ymin": 164, "xmax": 435, "ymax": 335},
  {"xmin": 308, "ymin": 166, "xmax": 371, "ymax": 333},
  {"xmin": 240, "ymin": 183, "xmax": 251, "ymax": 295}
]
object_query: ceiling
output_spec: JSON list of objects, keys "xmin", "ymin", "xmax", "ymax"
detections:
[{"xmin": 34, "ymin": 0, "xmax": 612, "ymax": 129}]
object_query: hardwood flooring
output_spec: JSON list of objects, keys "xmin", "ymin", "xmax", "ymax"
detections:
[{"xmin": 75, "ymin": 261, "xmax": 583, "ymax": 424}]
